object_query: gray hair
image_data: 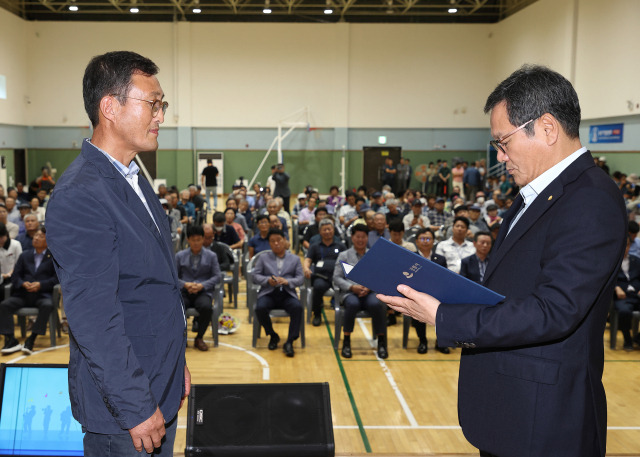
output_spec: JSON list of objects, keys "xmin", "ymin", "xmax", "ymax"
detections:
[
  {"xmin": 319, "ymin": 218, "xmax": 334, "ymax": 228},
  {"xmin": 386, "ymin": 199, "xmax": 398, "ymax": 207}
]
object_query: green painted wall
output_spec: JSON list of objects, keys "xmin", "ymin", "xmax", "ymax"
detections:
[{"xmin": 23, "ymin": 148, "xmax": 486, "ymax": 195}]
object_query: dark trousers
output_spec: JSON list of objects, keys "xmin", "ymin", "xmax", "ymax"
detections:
[
  {"xmin": 255, "ymin": 288, "xmax": 302, "ymax": 342},
  {"xmin": 412, "ymin": 318, "xmax": 427, "ymax": 342},
  {"xmin": 182, "ymin": 291, "xmax": 213, "ymax": 339},
  {"xmin": 311, "ymin": 277, "xmax": 332, "ymax": 317},
  {"xmin": 479, "ymin": 451, "xmax": 500, "ymax": 457},
  {"xmin": 0, "ymin": 295, "xmax": 53, "ymax": 336},
  {"xmin": 84, "ymin": 414, "xmax": 177, "ymax": 457},
  {"xmin": 343, "ymin": 293, "xmax": 386, "ymax": 335},
  {"xmin": 614, "ymin": 298, "xmax": 639, "ymax": 343}
]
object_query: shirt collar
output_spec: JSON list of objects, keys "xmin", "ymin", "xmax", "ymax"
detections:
[
  {"xmin": 519, "ymin": 147, "xmax": 587, "ymax": 207},
  {"xmin": 88, "ymin": 139, "xmax": 140, "ymax": 179}
]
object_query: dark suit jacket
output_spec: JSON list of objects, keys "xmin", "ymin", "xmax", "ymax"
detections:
[
  {"xmin": 175, "ymin": 248, "xmax": 221, "ymax": 298},
  {"xmin": 47, "ymin": 140, "xmax": 187, "ymax": 434},
  {"xmin": 459, "ymin": 254, "xmax": 486, "ymax": 284},
  {"xmin": 11, "ymin": 248, "xmax": 59, "ymax": 299},
  {"xmin": 252, "ymin": 251, "xmax": 304, "ymax": 301},
  {"xmin": 436, "ymin": 152, "xmax": 627, "ymax": 457}
]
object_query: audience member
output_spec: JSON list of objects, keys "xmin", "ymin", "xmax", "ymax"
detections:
[
  {"xmin": 389, "ymin": 220, "xmax": 417, "ymax": 253},
  {"xmin": 178, "ymin": 189, "xmax": 196, "ymax": 223},
  {"xmin": 252, "ymin": 229, "xmax": 304, "ymax": 357},
  {"xmin": 248, "ymin": 214, "xmax": 272, "ymax": 258},
  {"xmin": 0, "ymin": 205, "xmax": 18, "ymax": 239},
  {"xmin": 212, "ymin": 212, "xmax": 242, "ymax": 250},
  {"xmin": 333, "ymin": 224, "xmax": 388, "ymax": 359},
  {"xmin": 435, "ymin": 216, "xmax": 475, "ymax": 273},
  {"xmin": 303, "ymin": 218, "xmax": 347, "ymax": 326},
  {"xmin": 175, "ymin": 225, "xmax": 221, "ymax": 352},
  {"xmin": 460, "ymin": 231, "xmax": 493, "ymax": 283},
  {"xmin": 16, "ymin": 214, "xmax": 38, "ymax": 251},
  {"xmin": 402, "ymin": 200, "xmax": 429, "ymax": 232},
  {"xmin": 30, "ymin": 197, "xmax": 46, "ymax": 223},
  {"xmin": 202, "ymin": 224, "xmax": 232, "ymax": 271},
  {"xmin": 0, "ymin": 223, "xmax": 22, "ymax": 295},
  {"xmin": 224, "ymin": 208, "xmax": 245, "ymax": 243},
  {"xmin": 0, "ymin": 227, "xmax": 58, "ymax": 355},
  {"xmin": 368, "ymin": 213, "xmax": 390, "ymax": 247}
]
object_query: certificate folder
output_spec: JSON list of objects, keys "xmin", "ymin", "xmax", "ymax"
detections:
[{"xmin": 341, "ymin": 237, "xmax": 504, "ymax": 305}]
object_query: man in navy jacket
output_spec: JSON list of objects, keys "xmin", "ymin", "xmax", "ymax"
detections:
[
  {"xmin": 0, "ymin": 227, "xmax": 58, "ymax": 355},
  {"xmin": 380, "ymin": 65, "xmax": 626, "ymax": 457},
  {"xmin": 47, "ymin": 51, "xmax": 188, "ymax": 456}
]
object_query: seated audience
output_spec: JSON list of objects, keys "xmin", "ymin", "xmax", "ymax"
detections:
[
  {"xmin": 303, "ymin": 218, "xmax": 347, "ymax": 326},
  {"xmin": 385, "ymin": 198, "xmax": 403, "ymax": 225},
  {"xmin": 160, "ymin": 198, "xmax": 180, "ymax": 246},
  {"xmin": 435, "ymin": 216, "xmax": 476, "ymax": 274},
  {"xmin": 0, "ymin": 204, "xmax": 18, "ymax": 239},
  {"xmin": 338, "ymin": 192, "xmax": 358, "ymax": 228},
  {"xmin": 226, "ymin": 198, "xmax": 249, "ymax": 232},
  {"xmin": 292, "ymin": 193, "xmax": 307, "ymax": 218},
  {"xmin": 389, "ymin": 220, "xmax": 417, "ymax": 253},
  {"xmin": 212, "ymin": 211, "xmax": 242, "ymax": 250},
  {"xmin": 203, "ymin": 224, "xmax": 232, "ymax": 271},
  {"xmin": 252, "ymin": 229, "xmax": 304, "ymax": 357},
  {"xmin": 224, "ymin": 208, "xmax": 245, "ymax": 243},
  {"xmin": 629, "ymin": 220, "xmax": 640, "ymax": 258},
  {"xmin": 333, "ymin": 224, "xmax": 388, "ymax": 359},
  {"xmin": 467, "ymin": 204, "xmax": 489, "ymax": 234},
  {"xmin": 613, "ymin": 237, "xmax": 640, "ymax": 350},
  {"xmin": 16, "ymin": 214, "xmax": 39, "ymax": 251},
  {"xmin": 298, "ymin": 196, "xmax": 317, "ymax": 230},
  {"xmin": 413, "ymin": 227, "xmax": 449, "ymax": 354},
  {"xmin": 269, "ymin": 214, "xmax": 290, "ymax": 241},
  {"xmin": 302, "ymin": 207, "xmax": 330, "ymax": 250},
  {"xmin": 484, "ymin": 204, "xmax": 503, "ymax": 231},
  {"xmin": 175, "ymin": 225, "xmax": 221, "ymax": 352},
  {"xmin": 460, "ymin": 231, "xmax": 493, "ymax": 284},
  {"xmin": 428, "ymin": 197, "xmax": 453, "ymax": 233},
  {"xmin": 0, "ymin": 227, "xmax": 58, "ymax": 355},
  {"xmin": 248, "ymin": 215, "xmax": 272, "ymax": 259},
  {"xmin": 326, "ymin": 186, "xmax": 344, "ymax": 214},
  {"xmin": 402, "ymin": 200, "xmax": 429, "ymax": 232},
  {"xmin": 0, "ymin": 223, "xmax": 22, "ymax": 299},
  {"xmin": 29, "ymin": 197, "xmax": 46, "ymax": 223},
  {"xmin": 5, "ymin": 198, "xmax": 20, "ymax": 225},
  {"xmin": 368, "ymin": 213, "xmax": 390, "ymax": 247},
  {"xmin": 178, "ymin": 189, "xmax": 196, "ymax": 223}
]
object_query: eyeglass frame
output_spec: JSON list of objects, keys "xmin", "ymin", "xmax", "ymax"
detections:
[
  {"xmin": 489, "ymin": 118, "xmax": 535, "ymax": 154},
  {"xmin": 111, "ymin": 95, "xmax": 169, "ymax": 116},
  {"xmin": 417, "ymin": 236, "xmax": 433, "ymax": 242}
]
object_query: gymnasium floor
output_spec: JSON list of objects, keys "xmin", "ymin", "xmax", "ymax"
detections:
[{"xmin": 4, "ymin": 276, "xmax": 640, "ymax": 457}]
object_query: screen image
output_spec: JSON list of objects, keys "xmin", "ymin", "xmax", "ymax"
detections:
[{"xmin": 0, "ymin": 364, "xmax": 84, "ymax": 456}]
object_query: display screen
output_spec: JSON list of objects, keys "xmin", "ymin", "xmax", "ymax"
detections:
[{"xmin": 0, "ymin": 364, "xmax": 83, "ymax": 456}]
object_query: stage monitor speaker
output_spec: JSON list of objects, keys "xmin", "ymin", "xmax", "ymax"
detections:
[{"xmin": 185, "ymin": 382, "xmax": 334, "ymax": 457}]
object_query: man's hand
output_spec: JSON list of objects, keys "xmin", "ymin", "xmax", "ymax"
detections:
[
  {"xmin": 129, "ymin": 407, "xmax": 165, "ymax": 454},
  {"xmin": 180, "ymin": 365, "xmax": 191, "ymax": 410},
  {"xmin": 377, "ymin": 285, "xmax": 441, "ymax": 326},
  {"xmin": 303, "ymin": 267, "xmax": 312, "ymax": 279},
  {"xmin": 615, "ymin": 286, "xmax": 626, "ymax": 300}
]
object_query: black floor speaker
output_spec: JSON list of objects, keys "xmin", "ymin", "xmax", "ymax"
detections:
[{"xmin": 185, "ymin": 382, "xmax": 335, "ymax": 457}]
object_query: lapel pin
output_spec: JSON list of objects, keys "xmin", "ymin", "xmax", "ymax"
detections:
[{"xmin": 548, "ymin": 195, "xmax": 553, "ymax": 201}]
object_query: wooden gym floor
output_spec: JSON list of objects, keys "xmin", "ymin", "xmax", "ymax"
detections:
[{"xmin": 4, "ymin": 273, "xmax": 640, "ymax": 457}]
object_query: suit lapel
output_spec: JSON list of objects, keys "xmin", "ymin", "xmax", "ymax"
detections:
[{"xmin": 484, "ymin": 152, "xmax": 595, "ymax": 283}]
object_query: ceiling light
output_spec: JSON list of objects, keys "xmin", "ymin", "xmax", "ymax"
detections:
[
  {"xmin": 69, "ymin": 5, "xmax": 78, "ymax": 11},
  {"xmin": 130, "ymin": 7, "xmax": 139, "ymax": 13},
  {"xmin": 324, "ymin": 7, "xmax": 333, "ymax": 13},
  {"xmin": 263, "ymin": 1, "xmax": 271, "ymax": 13},
  {"xmin": 192, "ymin": 7, "xmax": 201, "ymax": 13},
  {"xmin": 448, "ymin": 8, "xmax": 457, "ymax": 13}
]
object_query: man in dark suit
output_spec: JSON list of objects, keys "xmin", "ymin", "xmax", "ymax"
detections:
[
  {"xmin": 175, "ymin": 225, "xmax": 221, "ymax": 352},
  {"xmin": 380, "ymin": 65, "xmax": 627, "ymax": 457},
  {"xmin": 47, "ymin": 51, "xmax": 188, "ymax": 456},
  {"xmin": 252, "ymin": 228, "xmax": 304, "ymax": 357},
  {"xmin": 459, "ymin": 231, "xmax": 492, "ymax": 284},
  {"xmin": 613, "ymin": 237, "xmax": 640, "ymax": 350},
  {"xmin": 0, "ymin": 227, "xmax": 58, "ymax": 355}
]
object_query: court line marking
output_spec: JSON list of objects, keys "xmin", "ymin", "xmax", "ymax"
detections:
[
  {"xmin": 322, "ymin": 309, "xmax": 372, "ymax": 453},
  {"xmin": 198, "ymin": 338, "xmax": 270, "ymax": 381},
  {"xmin": 6, "ymin": 343, "xmax": 70, "ymax": 363},
  {"xmin": 357, "ymin": 318, "xmax": 419, "ymax": 427}
]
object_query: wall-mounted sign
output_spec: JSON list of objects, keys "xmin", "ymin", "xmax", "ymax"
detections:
[{"xmin": 589, "ymin": 123, "xmax": 623, "ymax": 143}]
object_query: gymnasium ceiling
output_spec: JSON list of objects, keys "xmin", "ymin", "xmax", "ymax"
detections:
[{"xmin": 0, "ymin": 0, "xmax": 538, "ymax": 23}]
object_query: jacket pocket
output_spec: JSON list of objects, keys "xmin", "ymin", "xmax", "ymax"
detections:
[{"xmin": 495, "ymin": 352, "xmax": 560, "ymax": 385}]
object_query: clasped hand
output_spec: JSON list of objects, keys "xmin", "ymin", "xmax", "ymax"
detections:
[{"xmin": 268, "ymin": 276, "xmax": 288, "ymax": 287}]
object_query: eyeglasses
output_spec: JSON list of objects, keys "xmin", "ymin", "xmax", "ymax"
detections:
[
  {"xmin": 113, "ymin": 95, "xmax": 168, "ymax": 116},
  {"xmin": 490, "ymin": 118, "xmax": 535, "ymax": 154},
  {"xmin": 417, "ymin": 237, "xmax": 433, "ymax": 242}
]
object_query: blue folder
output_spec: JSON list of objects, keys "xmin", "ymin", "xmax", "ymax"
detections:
[{"xmin": 341, "ymin": 238, "xmax": 504, "ymax": 305}]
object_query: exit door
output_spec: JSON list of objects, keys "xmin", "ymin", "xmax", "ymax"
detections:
[{"xmin": 362, "ymin": 146, "xmax": 402, "ymax": 192}]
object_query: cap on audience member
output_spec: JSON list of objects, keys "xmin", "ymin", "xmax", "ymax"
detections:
[
  {"xmin": 159, "ymin": 198, "xmax": 169, "ymax": 207},
  {"xmin": 628, "ymin": 173, "xmax": 638, "ymax": 184},
  {"xmin": 486, "ymin": 204, "xmax": 499, "ymax": 212},
  {"xmin": 372, "ymin": 191, "xmax": 382, "ymax": 199},
  {"xmin": 599, "ymin": 156, "xmax": 606, "ymax": 162},
  {"xmin": 412, "ymin": 200, "xmax": 423, "ymax": 207},
  {"xmin": 18, "ymin": 203, "xmax": 30, "ymax": 210},
  {"xmin": 358, "ymin": 203, "xmax": 371, "ymax": 213},
  {"xmin": 435, "ymin": 197, "xmax": 445, "ymax": 203},
  {"xmin": 297, "ymin": 193, "xmax": 306, "ymax": 200},
  {"xmin": 469, "ymin": 205, "xmax": 482, "ymax": 212}
]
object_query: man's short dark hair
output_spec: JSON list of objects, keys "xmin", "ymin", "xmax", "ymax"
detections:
[
  {"xmin": 83, "ymin": 51, "xmax": 159, "ymax": 128},
  {"xmin": 267, "ymin": 228, "xmax": 285, "ymax": 240},
  {"xmin": 212, "ymin": 211, "xmax": 225, "ymax": 223},
  {"xmin": 484, "ymin": 64, "xmax": 581, "ymax": 139},
  {"xmin": 629, "ymin": 220, "xmax": 639, "ymax": 234},
  {"xmin": 0, "ymin": 222, "xmax": 7, "ymax": 238},
  {"xmin": 351, "ymin": 224, "xmax": 369, "ymax": 235},
  {"xmin": 416, "ymin": 227, "xmax": 436, "ymax": 239},
  {"xmin": 187, "ymin": 225, "xmax": 204, "ymax": 238},
  {"xmin": 255, "ymin": 213, "xmax": 269, "ymax": 223},
  {"xmin": 453, "ymin": 205, "xmax": 468, "ymax": 214},
  {"xmin": 389, "ymin": 220, "xmax": 405, "ymax": 233},
  {"xmin": 474, "ymin": 231, "xmax": 493, "ymax": 242},
  {"xmin": 316, "ymin": 207, "xmax": 329, "ymax": 217},
  {"xmin": 453, "ymin": 216, "xmax": 470, "ymax": 229}
]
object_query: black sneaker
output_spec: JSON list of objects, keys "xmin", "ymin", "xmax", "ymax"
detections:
[
  {"xmin": 1, "ymin": 337, "xmax": 22, "ymax": 354},
  {"xmin": 312, "ymin": 315, "xmax": 322, "ymax": 327},
  {"xmin": 22, "ymin": 337, "xmax": 35, "ymax": 355}
]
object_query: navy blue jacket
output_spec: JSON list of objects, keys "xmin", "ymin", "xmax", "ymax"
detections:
[
  {"xmin": 11, "ymin": 248, "xmax": 59, "ymax": 299},
  {"xmin": 46, "ymin": 140, "xmax": 187, "ymax": 434},
  {"xmin": 437, "ymin": 152, "xmax": 627, "ymax": 457}
]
